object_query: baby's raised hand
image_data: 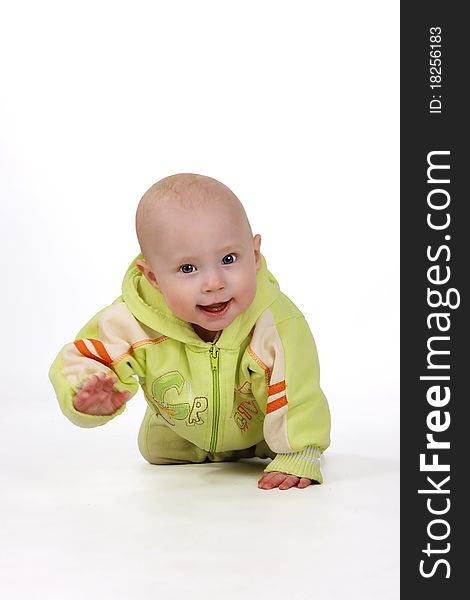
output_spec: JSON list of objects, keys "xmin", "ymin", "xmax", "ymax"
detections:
[
  {"xmin": 74, "ymin": 373, "xmax": 131, "ymax": 416},
  {"xmin": 258, "ymin": 471, "xmax": 313, "ymax": 490}
]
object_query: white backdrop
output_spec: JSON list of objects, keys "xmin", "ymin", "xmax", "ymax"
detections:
[
  {"xmin": 0, "ymin": 2, "xmax": 399, "ymax": 596},
  {"xmin": 0, "ymin": 0, "xmax": 399, "ymax": 434}
]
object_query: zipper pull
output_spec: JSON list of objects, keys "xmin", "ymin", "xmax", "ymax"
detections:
[{"xmin": 209, "ymin": 344, "xmax": 219, "ymax": 370}]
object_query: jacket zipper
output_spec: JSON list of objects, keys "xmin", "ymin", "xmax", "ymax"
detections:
[{"xmin": 209, "ymin": 343, "xmax": 220, "ymax": 452}]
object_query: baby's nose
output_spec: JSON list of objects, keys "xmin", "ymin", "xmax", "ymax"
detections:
[{"xmin": 202, "ymin": 269, "xmax": 226, "ymax": 293}]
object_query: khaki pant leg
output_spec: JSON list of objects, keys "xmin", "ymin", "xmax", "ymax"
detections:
[
  {"xmin": 253, "ymin": 440, "xmax": 276, "ymax": 460},
  {"xmin": 138, "ymin": 407, "xmax": 209, "ymax": 465}
]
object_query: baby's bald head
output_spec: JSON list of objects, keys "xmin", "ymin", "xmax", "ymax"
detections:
[
  {"xmin": 134, "ymin": 174, "xmax": 262, "ymax": 338},
  {"xmin": 136, "ymin": 173, "xmax": 253, "ymax": 265}
]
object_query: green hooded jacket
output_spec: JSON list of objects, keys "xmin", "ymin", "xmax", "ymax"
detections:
[{"xmin": 49, "ymin": 255, "xmax": 330, "ymax": 482}]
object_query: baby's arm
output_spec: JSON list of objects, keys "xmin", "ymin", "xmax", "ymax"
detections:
[
  {"xmin": 74, "ymin": 373, "xmax": 131, "ymax": 416},
  {"xmin": 50, "ymin": 301, "xmax": 144, "ymax": 427},
  {"xmin": 248, "ymin": 312, "xmax": 331, "ymax": 490}
]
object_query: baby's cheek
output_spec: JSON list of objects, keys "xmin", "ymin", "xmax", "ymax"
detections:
[
  {"xmin": 167, "ymin": 294, "xmax": 186, "ymax": 316},
  {"xmin": 238, "ymin": 275, "xmax": 257, "ymax": 306},
  {"xmin": 166, "ymin": 286, "xmax": 195, "ymax": 319}
]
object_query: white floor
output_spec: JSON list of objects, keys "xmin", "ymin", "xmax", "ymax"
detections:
[{"xmin": 1, "ymin": 396, "xmax": 399, "ymax": 600}]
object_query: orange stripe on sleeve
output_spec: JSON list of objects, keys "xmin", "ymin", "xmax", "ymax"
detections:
[
  {"xmin": 90, "ymin": 339, "xmax": 113, "ymax": 365},
  {"xmin": 73, "ymin": 340, "xmax": 111, "ymax": 367},
  {"xmin": 268, "ymin": 380, "xmax": 286, "ymax": 396},
  {"xmin": 266, "ymin": 395, "xmax": 288, "ymax": 414}
]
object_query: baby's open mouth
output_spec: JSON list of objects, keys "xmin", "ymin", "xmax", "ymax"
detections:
[{"xmin": 197, "ymin": 299, "xmax": 232, "ymax": 315}]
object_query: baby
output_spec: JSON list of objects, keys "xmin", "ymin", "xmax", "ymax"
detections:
[{"xmin": 49, "ymin": 173, "xmax": 331, "ymax": 490}]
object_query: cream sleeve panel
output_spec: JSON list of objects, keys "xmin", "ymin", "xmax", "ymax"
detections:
[{"xmin": 49, "ymin": 301, "xmax": 147, "ymax": 427}]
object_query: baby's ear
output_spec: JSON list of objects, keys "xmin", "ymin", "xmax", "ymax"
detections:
[
  {"xmin": 253, "ymin": 234, "xmax": 262, "ymax": 270},
  {"xmin": 136, "ymin": 259, "xmax": 159, "ymax": 288},
  {"xmin": 136, "ymin": 259, "xmax": 147, "ymax": 274}
]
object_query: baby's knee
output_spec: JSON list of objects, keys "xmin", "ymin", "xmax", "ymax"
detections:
[
  {"xmin": 137, "ymin": 410, "xmax": 174, "ymax": 464},
  {"xmin": 137, "ymin": 408, "xmax": 208, "ymax": 465}
]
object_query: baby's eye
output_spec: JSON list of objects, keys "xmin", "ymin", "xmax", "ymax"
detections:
[
  {"xmin": 180, "ymin": 264, "xmax": 196, "ymax": 274},
  {"xmin": 222, "ymin": 254, "xmax": 237, "ymax": 265}
]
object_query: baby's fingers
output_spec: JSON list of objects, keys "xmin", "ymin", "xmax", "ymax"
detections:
[
  {"xmin": 80, "ymin": 373, "xmax": 115, "ymax": 392},
  {"xmin": 278, "ymin": 474, "xmax": 301, "ymax": 490},
  {"xmin": 257, "ymin": 471, "xmax": 279, "ymax": 489},
  {"xmin": 258, "ymin": 471, "xmax": 312, "ymax": 490},
  {"xmin": 103, "ymin": 375, "xmax": 118, "ymax": 392},
  {"xmin": 258, "ymin": 471, "xmax": 297, "ymax": 490},
  {"xmin": 111, "ymin": 389, "xmax": 131, "ymax": 409}
]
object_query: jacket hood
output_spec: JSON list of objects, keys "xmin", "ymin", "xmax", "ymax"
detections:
[{"xmin": 121, "ymin": 254, "xmax": 281, "ymax": 349}]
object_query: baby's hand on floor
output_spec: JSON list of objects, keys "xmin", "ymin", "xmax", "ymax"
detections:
[
  {"xmin": 74, "ymin": 373, "xmax": 131, "ymax": 415},
  {"xmin": 258, "ymin": 471, "xmax": 313, "ymax": 490}
]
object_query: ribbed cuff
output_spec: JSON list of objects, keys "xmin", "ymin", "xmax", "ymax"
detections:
[{"xmin": 264, "ymin": 445, "xmax": 323, "ymax": 483}]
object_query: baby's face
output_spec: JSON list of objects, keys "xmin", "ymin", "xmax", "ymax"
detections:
[{"xmin": 140, "ymin": 201, "xmax": 261, "ymax": 341}]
